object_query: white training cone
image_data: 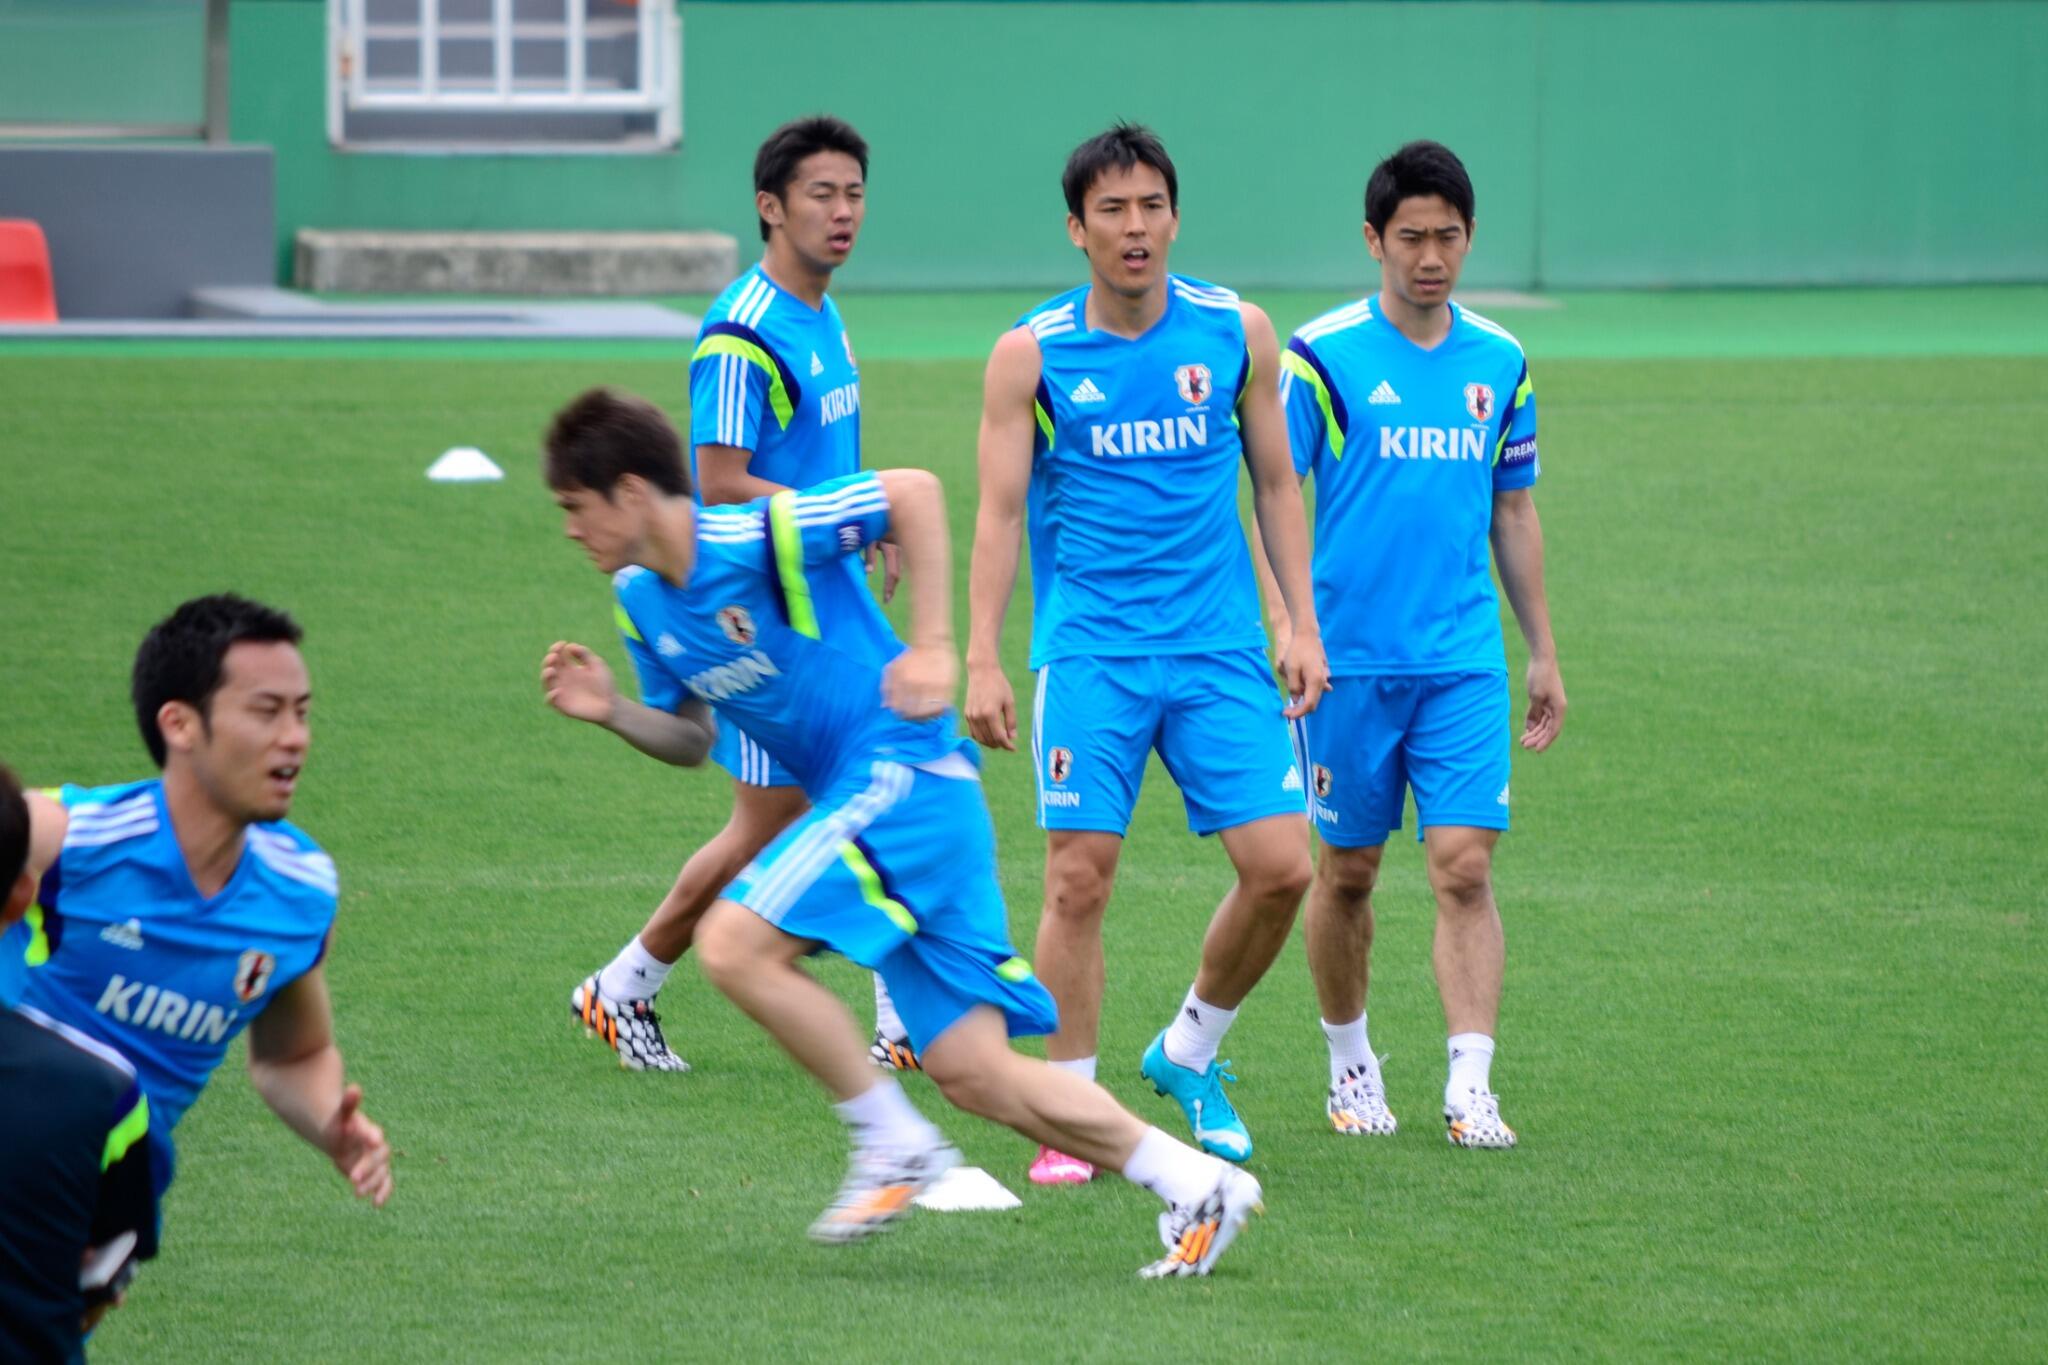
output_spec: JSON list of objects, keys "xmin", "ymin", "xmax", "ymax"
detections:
[
  {"xmin": 912, "ymin": 1165, "xmax": 1023, "ymax": 1212},
  {"xmin": 426, "ymin": 446, "xmax": 504, "ymax": 482}
]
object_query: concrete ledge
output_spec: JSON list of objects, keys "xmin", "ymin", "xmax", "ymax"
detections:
[{"xmin": 294, "ymin": 230, "xmax": 739, "ymax": 296}]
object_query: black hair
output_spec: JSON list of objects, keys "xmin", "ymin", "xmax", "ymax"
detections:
[
  {"xmin": 1062, "ymin": 122, "xmax": 1178, "ymax": 220},
  {"xmin": 1365, "ymin": 140, "xmax": 1475, "ymax": 235},
  {"xmin": 0, "ymin": 763, "xmax": 26, "ymax": 890},
  {"xmin": 753, "ymin": 115, "xmax": 870, "ymax": 242},
  {"xmin": 131, "ymin": 594, "xmax": 302, "ymax": 769},
  {"xmin": 543, "ymin": 387, "xmax": 692, "ymax": 500}
]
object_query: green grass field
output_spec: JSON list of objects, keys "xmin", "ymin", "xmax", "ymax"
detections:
[{"xmin": 1, "ymin": 290, "xmax": 2043, "ymax": 1360}]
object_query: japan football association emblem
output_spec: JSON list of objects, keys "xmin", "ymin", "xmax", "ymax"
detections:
[
  {"xmin": 1312, "ymin": 764, "xmax": 1334, "ymax": 799},
  {"xmin": 1048, "ymin": 747, "xmax": 1074, "ymax": 785},
  {"xmin": 1175, "ymin": 363, "xmax": 1212, "ymax": 406},
  {"xmin": 234, "ymin": 949, "xmax": 276, "ymax": 1004},
  {"xmin": 716, "ymin": 605, "xmax": 756, "ymax": 645},
  {"xmin": 1464, "ymin": 383, "xmax": 1495, "ymax": 423},
  {"xmin": 842, "ymin": 329, "xmax": 857, "ymax": 368}
]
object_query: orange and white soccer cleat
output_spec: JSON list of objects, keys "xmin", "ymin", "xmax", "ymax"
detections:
[
  {"xmin": 808, "ymin": 1142, "xmax": 961, "ymax": 1244},
  {"xmin": 1139, "ymin": 1164, "xmax": 1264, "ymax": 1279}
]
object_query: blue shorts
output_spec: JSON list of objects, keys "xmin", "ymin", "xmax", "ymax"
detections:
[
  {"xmin": 712, "ymin": 722, "xmax": 797, "ymax": 789},
  {"xmin": 1295, "ymin": 671, "xmax": 1512, "ymax": 848},
  {"xmin": 724, "ymin": 756, "xmax": 1058, "ymax": 1053},
  {"xmin": 1031, "ymin": 649, "xmax": 1307, "ymax": 836}
]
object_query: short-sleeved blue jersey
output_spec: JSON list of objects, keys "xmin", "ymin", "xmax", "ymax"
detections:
[
  {"xmin": 1282, "ymin": 298, "xmax": 1538, "ymax": 675},
  {"xmin": 687, "ymin": 264, "xmax": 862, "ymax": 494},
  {"xmin": 1019, "ymin": 275, "xmax": 1267, "ymax": 668},
  {"xmin": 0, "ymin": 781, "xmax": 337, "ymax": 1150},
  {"xmin": 610, "ymin": 471, "xmax": 967, "ymax": 796}
]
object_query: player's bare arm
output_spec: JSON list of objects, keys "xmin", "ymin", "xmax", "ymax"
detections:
[
  {"xmin": 541, "ymin": 641, "xmax": 718, "ymax": 765},
  {"xmin": 963, "ymin": 326, "xmax": 1041, "ymax": 751},
  {"xmin": 1238, "ymin": 302, "xmax": 1331, "ymax": 718},
  {"xmin": 22, "ymin": 789, "xmax": 68, "ymax": 882},
  {"xmin": 1490, "ymin": 488, "xmax": 1565, "ymax": 751},
  {"xmin": 871, "ymin": 467, "xmax": 955, "ymax": 721},
  {"xmin": 247, "ymin": 965, "xmax": 393, "ymax": 1206}
]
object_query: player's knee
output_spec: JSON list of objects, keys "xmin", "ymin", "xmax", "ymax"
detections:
[
  {"xmin": 691, "ymin": 903, "xmax": 756, "ymax": 991},
  {"xmin": 1043, "ymin": 854, "xmax": 1114, "ymax": 925},
  {"xmin": 1316, "ymin": 848, "xmax": 1380, "ymax": 910},
  {"xmin": 1430, "ymin": 846, "xmax": 1494, "ymax": 912},
  {"xmin": 1241, "ymin": 846, "xmax": 1312, "ymax": 908},
  {"xmin": 931, "ymin": 1065, "xmax": 1005, "ymax": 1121}
]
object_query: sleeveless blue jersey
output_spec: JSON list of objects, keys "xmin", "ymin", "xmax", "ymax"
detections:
[
  {"xmin": 1020, "ymin": 275, "xmax": 1267, "ymax": 668},
  {"xmin": 611, "ymin": 471, "xmax": 968, "ymax": 797},
  {"xmin": 688, "ymin": 264, "xmax": 862, "ymax": 494},
  {"xmin": 0, "ymin": 780, "xmax": 337, "ymax": 1151},
  {"xmin": 1282, "ymin": 298, "xmax": 1539, "ymax": 675}
]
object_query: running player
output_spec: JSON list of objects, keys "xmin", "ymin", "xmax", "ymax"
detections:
[
  {"xmin": 963, "ymin": 124, "xmax": 1329, "ymax": 1182},
  {"xmin": 0, "ymin": 595, "xmax": 393, "ymax": 1208},
  {"xmin": 539, "ymin": 387, "xmax": 1263, "ymax": 1276},
  {"xmin": 568, "ymin": 114, "xmax": 914, "ymax": 1073},
  {"xmin": 1276, "ymin": 141, "xmax": 1565, "ymax": 1148}
]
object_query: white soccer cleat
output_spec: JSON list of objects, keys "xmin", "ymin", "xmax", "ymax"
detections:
[
  {"xmin": 1444, "ymin": 1088, "xmax": 1517, "ymax": 1149},
  {"xmin": 868, "ymin": 1030, "xmax": 922, "ymax": 1072},
  {"xmin": 1328, "ymin": 1064, "xmax": 1398, "ymax": 1137},
  {"xmin": 570, "ymin": 974, "xmax": 690, "ymax": 1073},
  {"xmin": 808, "ymin": 1142, "xmax": 961, "ymax": 1245},
  {"xmin": 1139, "ymin": 1164, "xmax": 1264, "ymax": 1279}
]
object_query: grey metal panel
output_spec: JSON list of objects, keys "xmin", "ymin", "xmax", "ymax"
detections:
[{"xmin": 0, "ymin": 145, "xmax": 274, "ymax": 318}]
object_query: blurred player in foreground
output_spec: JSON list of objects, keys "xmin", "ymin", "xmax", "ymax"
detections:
[
  {"xmin": 1274, "ymin": 141, "xmax": 1565, "ymax": 1147},
  {"xmin": 540, "ymin": 387, "xmax": 1262, "ymax": 1276},
  {"xmin": 964, "ymin": 124, "xmax": 1329, "ymax": 1182},
  {"xmin": 0, "ymin": 762, "xmax": 159, "ymax": 1364},
  {"xmin": 569, "ymin": 114, "xmax": 916, "ymax": 1074},
  {"xmin": 0, "ymin": 596, "xmax": 392, "ymax": 1210}
]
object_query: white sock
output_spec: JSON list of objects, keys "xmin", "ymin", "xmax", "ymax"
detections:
[
  {"xmin": 1049, "ymin": 1055, "xmax": 1097, "ymax": 1083},
  {"xmin": 873, "ymin": 975, "xmax": 904, "ymax": 1039},
  {"xmin": 1321, "ymin": 1015, "xmax": 1375, "ymax": 1084},
  {"xmin": 1162, "ymin": 989, "xmax": 1237, "ymax": 1074},
  {"xmin": 1120, "ymin": 1126, "xmax": 1224, "ymax": 1209},
  {"xmin": 597, "ymin": 936, "xmax": 673, "ymax": 1002},
  {"xmin": 834, "ymin": 1077, "xmax": 942, "ymax": 1153},
  {"xmin": 1446, "ymin": 1032, "xmax": 1495, "ymax": 1107}
]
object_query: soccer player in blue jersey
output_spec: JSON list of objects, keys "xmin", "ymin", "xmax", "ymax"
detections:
[
  {"xmin": 963, "ymin": 124, "xmax": 1330, "ymax": 1183},
  {"xmin": 0, "ymin": 596, "xmax": 393, "ymax": 1207},
  {"xmin": 1275, "ymin": 141, "xmax": 1565, "ymax": 1148},
  {"xmin": 569, "ymin": 115, "xmax": 914, "ymax": 1074},
  {"xmin": 539, "ymin": 387, "xmax": 1263, "ymax": 1276}
]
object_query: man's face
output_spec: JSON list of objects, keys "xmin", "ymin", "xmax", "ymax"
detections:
[
  {"xmin": 761, "ymin": 150, "xmax": 866, "ymax": 272},
  {"xmin": 1067, "ymin": 162, "xmax": 1179, "ymax": 298},
  {"xmin": 1366, "ymin": 194, "xmax": 1472, "ymax": 310},
  {"xmin": 554, "ymin": 480, "xmax": 646, "ymax": 575},
  {"xmin": 167, "ymin": 641, "xmax": 312, "ymax": 824}
]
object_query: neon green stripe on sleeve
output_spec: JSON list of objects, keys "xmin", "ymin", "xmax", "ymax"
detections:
[
  {"xmin": 102, "ymin": 1094, "xmax": 149, "ymax": 1170},
  {"xmin": 1033, "ymin": 399, "xmax": 1054, "ymax": 445},
  {"xmin": 691, "ymin": 335, "xmax": 796, "ymax": 430},
  {"xmin": 23, "ymin": 905, "xmax": 50, "ymax": 967},
  {"xmin": 613, "ymin": 602, "xmax": 644, "ymax": 643},
  {"xmin": 1280, "ymin": 350, "xmax": 1344, "ymax": 459},
  {"xmin": 767, "ymin": 491, "xmax": 821, "ymax": 640},
  {"xmin": 839, "ymin": 844, "xmax": 917, "ymax": 935}
]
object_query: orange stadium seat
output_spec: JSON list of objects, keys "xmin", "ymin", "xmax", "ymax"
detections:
[{"xmin": 0, "ymin": 220, "xmax": 59, "ymax": 323}]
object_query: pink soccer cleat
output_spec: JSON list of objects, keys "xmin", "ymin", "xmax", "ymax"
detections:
[{"xmin": 1028, "ymin": 1146, "xmax": 1095, "ymax": 1185}]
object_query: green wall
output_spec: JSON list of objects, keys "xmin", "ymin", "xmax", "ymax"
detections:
[
  {"xmin": 227, "ymin": 0, "xmax": 2048, "ymax": 290},
  {"xmin": 0, "ymin": 0, "xmax": 206, "ymax": 126}
]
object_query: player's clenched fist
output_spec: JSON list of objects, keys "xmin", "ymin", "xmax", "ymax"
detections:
[
  {"xmin": 883, "ymin": 643, "xmax": 956, "ymax": 722},
  {"xmin": 542, "ymin": 641, "xmax": 617, "ymax": 725},
  {"xmin": 964, "ymin": 662, "xmax": 1017, "ymax": 751}
]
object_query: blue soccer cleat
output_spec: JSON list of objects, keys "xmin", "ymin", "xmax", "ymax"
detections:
[{"xmin": 1140, "ymin": 1029, "xmax": 1252, "ymax": 1161}]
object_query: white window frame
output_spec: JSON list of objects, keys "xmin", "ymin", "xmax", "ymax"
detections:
[{"xmin": 327, "ymin": 0, "xmax": 681, "ymax": 152}]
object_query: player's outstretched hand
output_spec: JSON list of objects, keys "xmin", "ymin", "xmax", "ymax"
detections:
[
  {"xmin": 326, "ymin": 1083, "xmax": 392, "ymax": 1207},
  {"xmin": 964, "ymin": 662, "xmax": 1017, "ymax": 751},
  {"xmin": 1279, "ymin": 631, "xmax": 1332, "ymax": 719},
  {"xmin": 542, "ymin": 641, "xmax": 617, "ymax": 726},
  {"xmin": 1522, "ymin": 656, "xmax": 1566, "ymax": 751},
  {"xmin": 883, "ymin": 643, "xmax": 957, "ymax": 722}
]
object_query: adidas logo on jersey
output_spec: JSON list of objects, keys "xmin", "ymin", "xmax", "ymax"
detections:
[
  {"xmin": 810, "ymin": 352, "xmax": 825, "ymax": 377},
  {"xmin": 1070, "ymin": 377, "xmax": 1107, "ymax": 404},
  {"xmin": 100, "ymin": 918, "xmax": 145, "ymax": 951},
  {"xmin": 1368, "ymin": 381, "xmax": 1401, "ymax": 405},
  {"xmin": 656, "ymin": 632, "xmax": 684, "ymax": 658}
]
